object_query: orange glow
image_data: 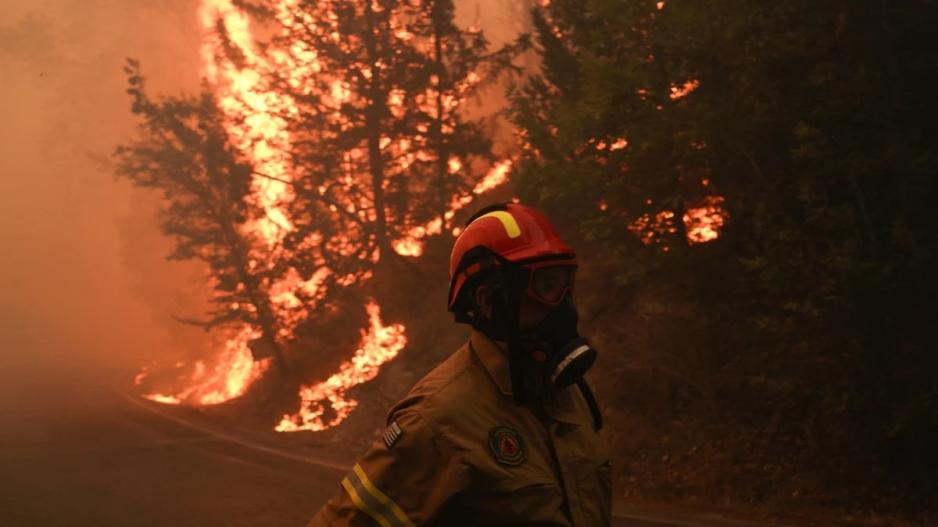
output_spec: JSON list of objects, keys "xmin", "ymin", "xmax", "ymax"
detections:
[
  {"xmin": 609, "ymin": 138, "xmax": 628, "ymax": 151},
  {"xmin": 276, "ymin": 299, "xmax": 407, "ymax": 432},
  {"xmin": 392, "ymin": 159, "xmax": 513, "ymax": 256},
  {"xmin": 391, "ymin": 238, "xmax": 425, "ymax": 257},
  {"xmin": 137, "ymin": 0, "xmax": 311, "ymax": 407},
  {"xmin": 684, "ymin": 196, "xmax": 728, "ymax": 244},
  {"xmin": 136, "ymin": 1, "xmax": 508, "ymax": 432},
  {"xmin": 138, "ymin": 326, "xmax": 270, "ymax": 405},
  {"xmin": 448, "ymin": 157, "xmax": 463, "ymax": 174},
  {"xmin": 670, "ymin": 79, "xmax": 700, "ymax": 100},
  {"xmin": 629, "ymin": 210, "xmax": 678, "ymax": 245},
  {"xmin": 629, "ymin": 195, "xmax": 727, "ymax": 245},
  {"xmin": 147, "ymin": 394, "xmax": 184, "ymax": 405},
  {"xmin": 202, "ymin": 0, "xmax": 306, "ymax": 321}
]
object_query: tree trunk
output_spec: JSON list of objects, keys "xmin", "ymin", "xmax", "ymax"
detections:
[
  {"xmin": 363, "ymin": 0, "xmax": 391, "ymax": 257},
  {"xmin": 432, "ymin": 3, "xmax": 449, "ymax": 227},
  {"xmin": 217, "ymin": 191, "xmax": 290, "ymax": 378}
]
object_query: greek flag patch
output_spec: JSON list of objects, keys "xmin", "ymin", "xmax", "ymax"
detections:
[{"xmin": 383, "ymin": 421, "xmax": 403, "ymax": 450}]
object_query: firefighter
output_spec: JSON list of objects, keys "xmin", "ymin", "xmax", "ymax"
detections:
[{"xmin": 309, "ymin": 203, "xmax": 611, "ymax": 526}]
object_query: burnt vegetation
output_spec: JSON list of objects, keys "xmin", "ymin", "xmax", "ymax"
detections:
[{"xmin": 117, "ymin": 0, "xmax": 938, "ymax": 522}]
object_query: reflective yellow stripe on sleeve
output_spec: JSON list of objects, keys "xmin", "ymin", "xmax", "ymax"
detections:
[
  {"xmin": 342, "ymin": 464, "xmax": 416, "ymax": 527},
  {"xmin": 341, "ymin": 477, "xmax": 394, "ymax": 527}
]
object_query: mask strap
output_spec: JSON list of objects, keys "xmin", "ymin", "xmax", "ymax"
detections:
[{"xmin": 575, "ymin": 378, "xmax": 603, "ymax": 431}]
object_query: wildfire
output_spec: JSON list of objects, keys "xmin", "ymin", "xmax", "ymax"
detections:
[
  {"xmin": 136, "ymin": 0, "xmax": 509, "ymax": 433},
  {"xmin": 391, "ymin": 159, "xmax": 513, "ymax": 257},
  {"xmin": 670, "ymin": 79, "xmax": 700, "ymax": 100},
  {"xmin": 276, "ymin": 299, "xmax": 407, "ymax": 432},
  {"xmin": 628, "ymin": 195, "xmax": 728, "ymax": 246},
  {"xmin": 135, "ymin": 0, "xmax": 306, "ymax": 407},
  {"xmin": 137, "ymin": 326, "xmax": 270, "ymax": 405},
  {"xmin": 683, "ymin": 195, "xmax": 727, "ymax": 244}
]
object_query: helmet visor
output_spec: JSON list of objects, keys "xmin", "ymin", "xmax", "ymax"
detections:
[{"xmin": 528, "ymin": 265, "xmax": 576, "ymax": 305}]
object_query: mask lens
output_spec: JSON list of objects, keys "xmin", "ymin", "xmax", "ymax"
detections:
[{"xmin": 530, "ymin": 266, "xmax": 576, "ymax": 304}]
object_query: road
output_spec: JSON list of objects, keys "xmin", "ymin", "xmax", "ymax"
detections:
[
  {"xmin": 0, "ymin": 381, "xmax": 338, "ymax": 527},
  {"xmin": 0, "ymin": 381, "xmax": 746, "ymax": 527}
]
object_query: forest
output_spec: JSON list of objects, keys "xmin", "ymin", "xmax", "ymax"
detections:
[{"xmin": 118, "ymin": 0, "xmax": 938, "ymax": 523}]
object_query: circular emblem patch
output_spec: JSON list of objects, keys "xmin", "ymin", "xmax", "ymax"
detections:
[{"xmin": 488, "ymin": 425, "xmax": 527, "ymax": 466}]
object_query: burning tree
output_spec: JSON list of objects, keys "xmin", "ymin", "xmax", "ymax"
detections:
[
  {"xmin": 194, "ymin": 0, "xmax": 522, "ymax": 430},
  {"xmin": 120, "ymin": 0, "xmax": 522, "ymax": 425},
  {"xmin": 115, "ymin": 60, "xmax": 289, "ymax": 379},
  {"xmin": 240, "ymin": 0, "xmax": 525, "ymax": 261}
]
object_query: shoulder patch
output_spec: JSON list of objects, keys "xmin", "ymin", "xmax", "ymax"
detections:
[
  {"xmin": 488, "ymin": 425, "xmax": 527, "ymax": 466},
  {"xmin": 383, "ymin": 420, "xmax": 403, "ymax": 450}
]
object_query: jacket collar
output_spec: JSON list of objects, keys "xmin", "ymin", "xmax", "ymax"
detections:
[
  {"xmin": 469, "ymin": 330, "xmax": 512, "ymax": 396},
  {"xmin": 469, "ymin": 330, "xmax": 582, "ymax": 425}
]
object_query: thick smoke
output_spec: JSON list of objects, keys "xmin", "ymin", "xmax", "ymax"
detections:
[
  {"xmin": 0, "ymin": 0, "xmax": 212, "ymax": 410},
  {"xmin": 0, "ymin": 0, "xmax": 525, "ymax": 414}
]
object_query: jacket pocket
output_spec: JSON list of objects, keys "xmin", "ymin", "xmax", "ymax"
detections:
[
  {"xmin": 576, "ymin": 459, "xmax": 613, "ymax": 525},
  {"xmin": 597, "ymin": 460, "xmax": 613, "ymax": 519},
  {"xmin": 474, "ymin": 479, "xmax": 566, "ymax": 523}
]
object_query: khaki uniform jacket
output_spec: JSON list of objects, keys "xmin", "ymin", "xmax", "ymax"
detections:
[{"xmin": 309, "ymin": 330, "xmax": 612, "ymax": 527}]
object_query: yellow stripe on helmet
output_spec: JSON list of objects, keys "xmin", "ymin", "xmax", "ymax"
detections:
[{"xmin": 475, "ymin": 210, "xmax": 522, "ymax": 238}]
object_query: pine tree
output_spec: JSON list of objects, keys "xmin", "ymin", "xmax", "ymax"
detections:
[
  {"xmin": 509, "ymin": 0, "xmax": 711, "ymax": 259},
  {"xmin": 509, "ymin": 0, "xmax": 938, "ymax": 507},
  {"xmin": 115, "ymin": 60, "xmax": 289, "ymax": 373}
]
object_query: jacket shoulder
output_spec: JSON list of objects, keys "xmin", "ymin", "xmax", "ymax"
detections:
[{"xmin": 389, "ymin": 343, "xmax": 498, "ymax": 420}]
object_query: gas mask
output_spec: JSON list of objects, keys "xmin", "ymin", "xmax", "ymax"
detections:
[
  {"xmin": 467, "ymin": 259, "xmax": 604, "ymax": 430},
  {"xmin": 517, "ymin": 296, "xmax": 598, "ymax": 389}
]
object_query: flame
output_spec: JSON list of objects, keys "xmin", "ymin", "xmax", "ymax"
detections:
[
  {"xmin": 276, "ymin": 299, "xmax": 407, "ymax": 432},
  {"xmin": 391, "ymin": 160, "xmax": 513, "ymax": 257},
  {"xmin": 609, "ymin": 137, "xmax": 628, "ymax": 151},
  {"xmin": 136, "ymin": 0, "xmax": 306, "ymax": 406},
  {"xmin": 670, "ymin": 79, "xmax": 700, "ymax": 100},
  {"xmin": 139, "ymin": 326, "xmax": 270, "ymax": 405},
  {"xmin": 136, "ymin": 1, "xmax": 508, "ymax": 433},
  {"xmin": 683, "ymin": 195, "xmax": 727, "ymax": 244},
  {"xmin": 629, "ymin": 195, "xmax": 728, "ymax": 246},
  {"xmin": 200, "ymin": 0, "xmax": 334, "ymax": 336}
]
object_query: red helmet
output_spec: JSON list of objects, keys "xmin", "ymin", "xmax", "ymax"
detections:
[{"xmin": 448, "ymin": 203, "xmax": 577, "ymax": 309}]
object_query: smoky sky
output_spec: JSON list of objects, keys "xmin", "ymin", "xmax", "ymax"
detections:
[
  {"xmin": 0, "ymin": 0, "xmax": 214, "ymax": 410},
  {"xmin": 0, "ymin": 0, "xmax": 527, "ymax": 415}
]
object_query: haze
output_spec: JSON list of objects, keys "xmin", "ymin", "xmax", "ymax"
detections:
[
  {"xmin": 0, "ymin": 0, "xmax": 213, "ymax": 424},
  {"xmin": 0, "ymin": 0, "xmax": 523, "ymax": 423}
]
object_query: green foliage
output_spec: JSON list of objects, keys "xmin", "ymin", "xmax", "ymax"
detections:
[{"xmin": 510, "ymin": 0, "xmax": 938, "ymax": 510}]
